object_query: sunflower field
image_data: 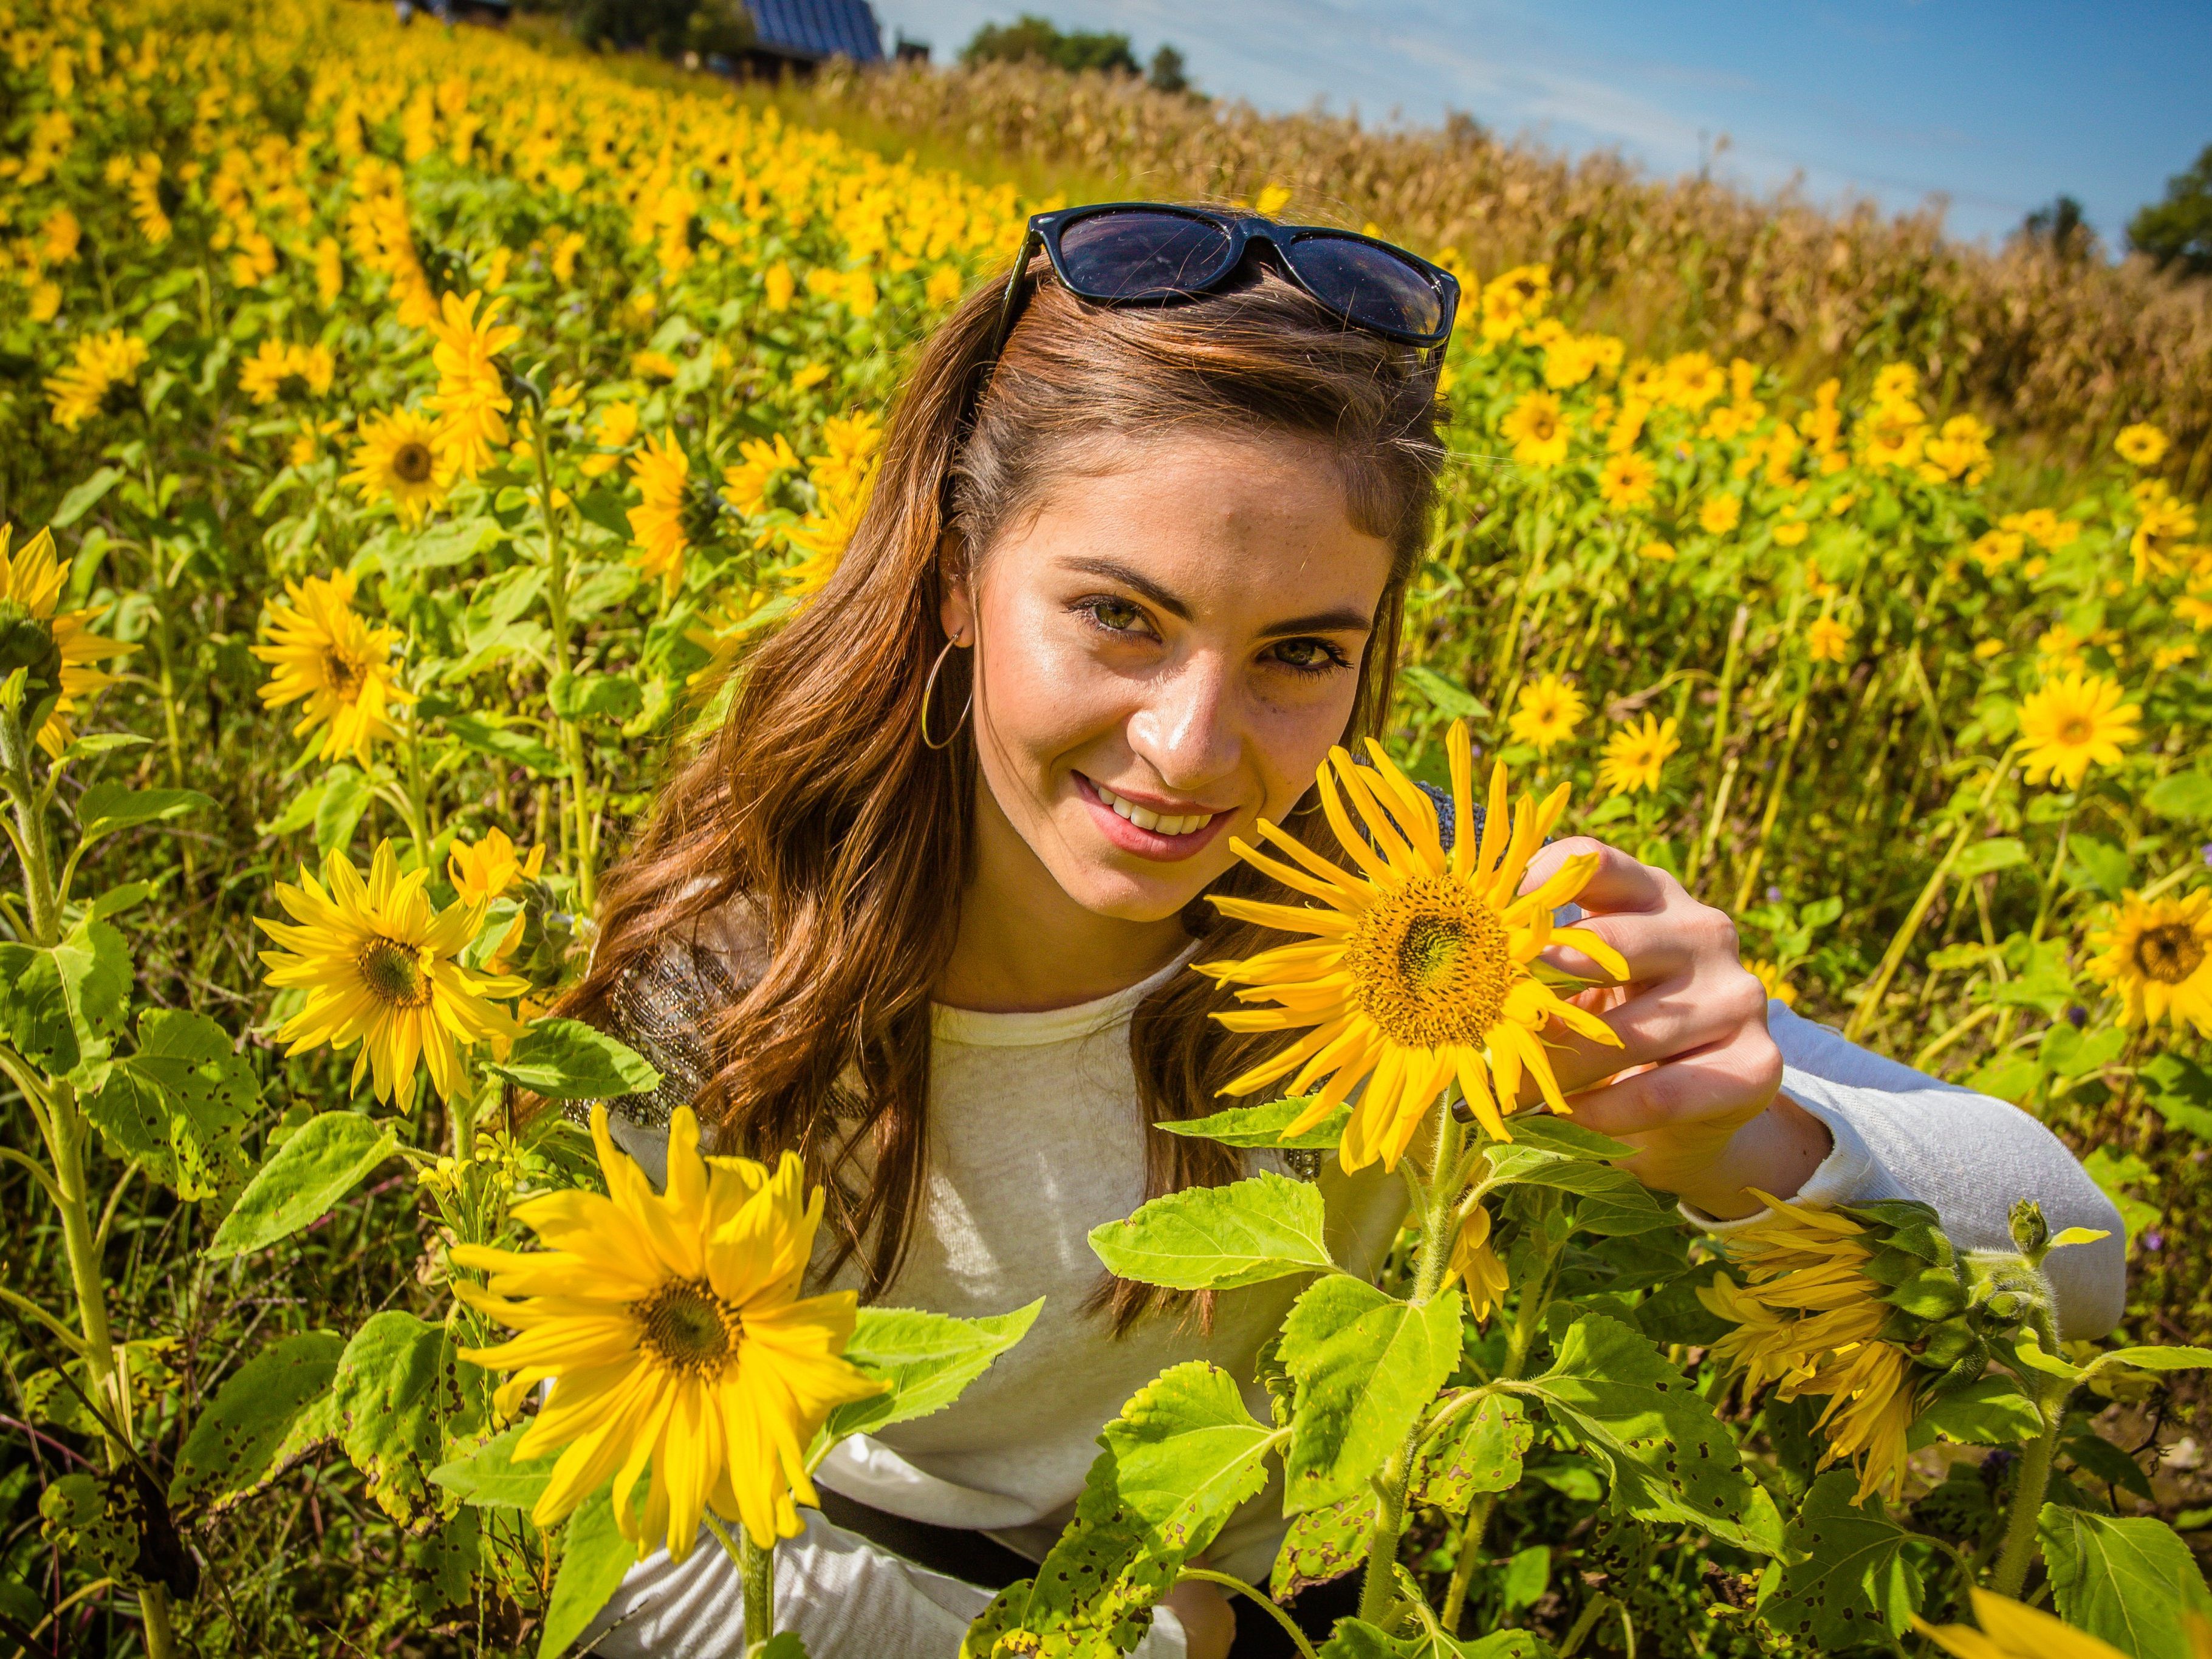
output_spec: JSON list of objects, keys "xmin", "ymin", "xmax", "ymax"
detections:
[{"xmin": 4, "ymin": 0, "xmax": 2212, "ymax": 1655}]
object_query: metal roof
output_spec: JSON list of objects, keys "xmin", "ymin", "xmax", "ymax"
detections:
[{"xmin": 747, "ymin": 0, "xmax": 883, "ymax": 63}]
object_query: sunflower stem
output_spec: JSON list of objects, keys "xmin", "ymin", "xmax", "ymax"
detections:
[
  {"xmin": 528, "ymin": 401, "xmax": 597, "ymax": 912},
  {"xmin": 2028, "ymin": 801, "xmax": 2076, "ymax": 948},
  {"xmin": 1357, "ymin": 1094, "xmax": 1465, "ymax": 1627},
  {"xmin": 1990, "ymin": 1386, "xmax": 2066, "ymax": 1599}
]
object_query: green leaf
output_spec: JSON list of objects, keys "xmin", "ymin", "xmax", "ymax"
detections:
[
  {"xmin": 1280, "ymin": 1278, "xmax": 1464, "ymax": 1513},
  {"xmin": 2146, "ymin": 768, "xmax": 2212, "ymax": 824},
  {"xmin": 1484, "ymin": 1145, "xmax": 1656, "ymax": 1209},
  {"xmin": 1516, "ymin": 1314, "xmax": 1780, "ymax": 1554},
  {"xmin": 0, "ymin": 918, "xmax": 131, "ymax": 1073},
  {"xmin": 1500, "ymin": 1545, "xmax": 1550, "ymax": 1614},
  {"xmin": 1100, "ymin": 1360, "xmax": 1281, "ymax": 1555},
  {"xmin": 1271, "ymin": 1495, "xmax": 1372, "ymax": 1601},
  {"xmin": 1414, "ymin": 1394, "xmax": 1531, "ymax": 1511},
  {"xmin": 1159, "ymin": 1096, "xmax": 1350, "ymax": 1151},
  {"xmin": 1494, "ymin": 1115, "xmax": 1635, "ymax": 1160},
  {"xmin": 549, "ymin": 671, "xmax": 644, "ymax": 721},
  {"xmin": 83, "ymin": 1008, "xmax": 259, "ymax": 1207},
  {"xmin": 75, "ymin": 783, "xmax": 214, "ymax": 842},
  {"xmin": 51, "ymin": 466, "xmax": 126, "ymax": 528},
  {"xmin": 2065, "ymin": 835, "xmax": 2132, "ymax": 900},
  {"xmin": 1953, "ymin": 836, "xmax": 2030, "ymax": 878},
  {"xmin": 970, "ymin": 1363, "xmax": 1279, "ymax": 1655},
  {"xmin": 169, "ymin": 1332, "xmax": 344, "ymax": 1511},
  {"xmin": 332, "ymin": 1311, "xmax": 473, "ymax": 1525},
  {"xmin": 2095, "ymin": 1344, "xmax": 2212, "ymax": 1373},
  {"xmin": 822, "ymin": 1300, "xmax": 1044, "ymax": 1445},
  {"xmin": 207, "ymin": 1111, "xmax": 399, "ymax": 1259},
  {"xmin": 2039, "ymin": 1508, "xmax": 2212, "ymax": 1659},
  {"xmin": 1402, "ymin": 663, "xmax": 1490, "ymax": 722},
  {"xmin": 538, "ymin": 1484, "xmax": 635, "ymax": 1659},
  {"xmin": 432, "ymin": 1423, "xmax": 560, "ymax": 1510},
  {"xmin": 1089, "ymin": 1172, "xmax": 1335, "ymax": 1290},
  {"xmin": 487, "ymin": 1018, "xmax": 662, "ymax": 1100},
  {"xmin": 313, "ymin": 764, "xmax": 374, "ymax": 855},
  {"xmin": 447, "ymin": 713, "xmax": 564, "ymax": 775},
  {"xmin": 1908, "ymin": 1377, "xmax": 2040, "ymax": 1449},
  {"xmin": 1757, "ymin": 1470, "xmax": 1922, "ymax": 1646}
]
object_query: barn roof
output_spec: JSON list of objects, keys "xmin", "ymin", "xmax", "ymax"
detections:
[{"xmin": 748, "ymin": 0, "xmax": 883, "ymax": 63}]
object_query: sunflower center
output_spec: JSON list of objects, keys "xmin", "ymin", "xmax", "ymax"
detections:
[
  {"xmin": 323, "ymin": 646, "xmax": 368, "ymax": 697},
  {"xmin": 2134, "ymin": 923, "xmax": 2206, "ymax": 985},
  {"xmin": 634, "ymin": 1278, "xmax": 741, "ymax": 1376},
  {"xmin": 1343, "ymin": 874, "xmax": 1515, "ymax": 1049},
  {"xmin": 392, "ymin": 440, "xmax": 434, "ymax": 484},
  {"xmin": 356, "ymin": 936, "xmax": 432, "ymax": 1008},
  {"xmin": 2057, "ymin": 715, "xmax": 2094, "ymax": 744}
]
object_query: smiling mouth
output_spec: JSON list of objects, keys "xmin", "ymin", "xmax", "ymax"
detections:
[{"xmin": 1087, "ymin": 778, "xmax": 1221, "ymax": 838}]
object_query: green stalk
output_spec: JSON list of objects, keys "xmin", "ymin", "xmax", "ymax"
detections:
[
  {"xmin": 1733, "ymin": 691, "xmax": 1810, "ymax": 912},
  {"xmin": 527, "ymin": 404, "xmax": 598, "ymax": 911},
  {"xmin": 0, "ymin": 702, "xmax": 177, "ymax": 1659},
  {"xmin": 1991, "ymin": 1287, "xmax": 2070, "ymax": 1603},
  {"xmin": 1843, "ymin": 818, "xmax": 1972, "ymax": 1047},
  {"xmin": 2028, "ymin": 802, "xmax": 2076, "ymax": 947},
  {"xmin": 1490, "ymin": 490, "xmax": 1552, "ymax": 689},
  {"xmin": 702, "ymin": 1513, "xmax": 775, "ymax": 1650},
  {"xmin": 1440, "ymin": 1212, "xmax": 1560, "ymax": 1635},
  {"xmin": 1357, "ymin": 1095, "xmax": 1467, "ymax": 1627}
]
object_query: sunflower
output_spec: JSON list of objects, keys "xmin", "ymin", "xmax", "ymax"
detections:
[
  {"xmin": 1196, "ymin": 722, "xmax": 1627, "ymax": 1170},
  {"xmin": 1444, "ymin": 1200, "xmax": 1510, "ymax": 1324},
  {"xmin": 449, "ymin": 827, "xmax": 547, "ymax": 907},
  {"xmin": 344, "ymin": 408, "xmax": 456, "ymax": 525},
  {"xmin": 1698, "ymin": 1193, "xmax": 1917, "ymax": 1502},
  {"xmin": 1806, "ymin": 615, "xmax": 1852, "ymax": 663},
  {"xmin": 424, "ymin": 289, "xmax": 520, "ymax": 477},
  {"xmin": 239, "ymin": 338, "xmax": 304, "ymax": 405},
  {"xmin": 2016, "ymin": 670, "xmax": 2139, "ymax": 790},
  {"xmin": 252, "ymin": 570, "xmax": 413, "ymax": 762},
  {"xmin": 45, "ymin": 330, "xmax": 149, "ymax": 431},
  {"xmin": 2114, "ymin": 423, "xmax": 2169, "ymax": 468},
  {"xmin": 0, "ymin": 524, "xmax": 136, "ymax": 756},
  {"xmin": 257, "ymin": 840, "xmax": 525, "ymax": 1107},
  {"xmin": 1697, "ymin": 492, "xmax": 1743, "ymax": 536},
  {"xmin": 1596, "ymin": 450, "xmax": 1655, "ymax": 510},
  {"xmin": 1747, "ymin": 959, "xmax": 1798, "ymax": 1008},
  {"xmin": 2086, "ymin": 889, "xmax": 2212, "ymax": 1036},
  {"xmin": 628, "ymin": 431, "xmax": 698, "ymax": 595},
  {"xmin": 1597, "ymin": 712, "xmax": 1679, "ymax": 796},
  {"xmin": 1499, "ymin": 391, "xmax": 1570, "ymax": 469},
  {"xmin": 580, "ymin": 400, "xmax": 640, "ymax": 479},
  {"xmin": 1917, "ymin": 1589, "xmax": 2135, "ymax": 1659},
  {"xmin": 721, "ymin": 433, "xmax": 800, "ymax": 517},
  {"xmin": 1507, "ymin": 672, "xmax": 1586, "ymax": 754},
  {"xmin": 453, "ymin": 1107, "xmax": 882, "ymax": 1557}
]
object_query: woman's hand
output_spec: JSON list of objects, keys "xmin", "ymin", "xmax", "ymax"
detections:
[
  {"xmin": 1516, "ymin": 838, "xmax": 1832, "ymax": 1217},
  {"xmin": 1159, "ymin": 1577, "xmax": 1236, "ymax": 1659}
]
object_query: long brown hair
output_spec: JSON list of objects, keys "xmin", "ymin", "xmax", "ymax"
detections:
[{"xmin": 564, "ymin": 249, "xmax": 1450, "ymax": 1327}]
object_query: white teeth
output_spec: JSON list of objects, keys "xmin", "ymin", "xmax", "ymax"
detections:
[{"xmin": 1094, "ymin": 781, "xmax": 1214, "ymax": 837}]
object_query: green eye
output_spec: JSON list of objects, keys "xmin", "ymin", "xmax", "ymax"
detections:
[
  {"xmin": 1087, "ymin": 598, "xmax": 1143, "ymax": 632},
  {"xmin": 1268, "ymin": 638, "xmax": 1346, "ymax": 676}
]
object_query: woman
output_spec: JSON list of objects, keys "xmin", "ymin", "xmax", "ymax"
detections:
[{"xmin": 574, "ymin": 205, "xmax": 2123, "ymax": 1658}]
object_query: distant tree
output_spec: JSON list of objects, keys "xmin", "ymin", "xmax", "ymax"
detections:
[
  {"xmin": 960, "ymin": 15, "xmax": 1140, "ymax": 76},
  {"xmin": 1146, "ymin": 44, "xmax": 1190, "ymax": 94},
  {"xmin": 2021, "ymin": 194, "xmax": 2096, "ymax": 261},
  {"xmin": 564, "ymin": 0, "xmax": 696, "ymax": 56},
  {"xmin": 2128, "ymin": 143, "xmax": 2212, "ymax": 275}
]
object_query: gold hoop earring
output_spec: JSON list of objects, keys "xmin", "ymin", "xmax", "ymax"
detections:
[{"xmin": 919, "ymin": 632, "xmax": 972, "ymax": 750}]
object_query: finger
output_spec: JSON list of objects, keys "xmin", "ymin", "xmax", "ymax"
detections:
[
  {"xmin": 1520, "ymin": 837, "xmax": 1669, "ymax": 915},
  {"xmin": 1540, "ymin": 908, "xmax": 1704, "ymax": 990},
  {"xmin": 1554, "ymin": 1020, "xmax": 1785, "ymax": 1141},
  {"xmin": 1530, "ymin": 951, "xmax": 1771, "ymax": 1096}
]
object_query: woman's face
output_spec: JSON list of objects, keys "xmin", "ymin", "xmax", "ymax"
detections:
[{"xmin": 943, "ymin": 431, "xmax": 1397, "ymax": 925}]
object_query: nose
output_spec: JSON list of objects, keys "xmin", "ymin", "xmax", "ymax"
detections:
[{"xmin": 1125, "ymin": 653, "xmax": 1242, "ymax": 795}]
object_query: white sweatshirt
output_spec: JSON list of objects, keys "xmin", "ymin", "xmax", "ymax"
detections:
[{"xmin": 583, "ymin": 951, "xmax": 2126, "ymax": 1659}]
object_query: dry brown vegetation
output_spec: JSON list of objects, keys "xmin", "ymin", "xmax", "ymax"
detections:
[{"xmin": 804, "ymin": 58, "xmax": 2212, "ymax": 490}]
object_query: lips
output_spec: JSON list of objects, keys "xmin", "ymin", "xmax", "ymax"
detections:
[
  {"xmin": 1073, "ymin": 773, "xmax": 1237, "ymax": 863},
  {"xmin": 1089, "ymin": 778, "xmax": 1219, "ymax": 838}
]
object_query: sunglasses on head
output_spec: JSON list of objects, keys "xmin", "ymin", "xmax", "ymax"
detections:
[{"xmin": 981, "ymin": 202, "xmax": 1461, "ymax": 369}]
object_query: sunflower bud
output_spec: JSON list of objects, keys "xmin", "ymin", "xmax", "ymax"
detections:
[{"xmin": 2009, "ymin": 1199, "xmax": 2049, "ymax": 1257}]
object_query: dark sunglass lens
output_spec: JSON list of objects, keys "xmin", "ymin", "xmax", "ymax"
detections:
[
  {"xmin": 1287, "ymin": 238, "xmax": 1443, "ymax": 338},
  {"xmin": 1056, "ymin": 211, "xmax": 1236, "ymax": 300}
]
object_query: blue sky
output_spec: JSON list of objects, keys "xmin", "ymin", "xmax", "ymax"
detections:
[{"xmin": 868, "ymin": 1, "xmax": 2212, "ymax": 248}]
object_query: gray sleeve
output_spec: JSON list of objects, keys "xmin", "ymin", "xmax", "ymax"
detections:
[
  {"xmin": 583, "ymin": 1511, "xmax": 1188, "ymax": 1659},
  {"xmin": 1700, "ymin": 1004, "xmax": 2126, "ymax": 1340}
]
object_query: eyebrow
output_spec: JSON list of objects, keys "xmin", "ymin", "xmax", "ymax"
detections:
[{"xmin": 1062, "ymin": 556, "xmax": 1374, "ymax": 638}]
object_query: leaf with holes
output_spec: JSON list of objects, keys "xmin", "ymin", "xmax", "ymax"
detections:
[
  {"xmin": 207, "ymin": 1111, "xmax": 398, "ymax": 1259},
  {"xmin": 1272, "ymin": 1495, "xmax": 1372, "ymax": 1601},
  {"xmin": 84, "ymin": 1009, "xmax": 258, "ymax": 1209},
  {"xmin": 332, "ymin": 1311, "xmax": 474, "ymax": 1526},
  {"xmin": 1757, "ymin": 1470, "xmax": 1922, "ymax": 1646},
  {"xmin": 169, "ymin": 1332, "xmax": 344, "ymax": 1512},
  {"xmin": 1514, "ymin": 1315, "xmax": 1780, "ymax": 1555},
  {"xmin": 1414, "ymin": 1393, "xmax": 1530, "ymax": 1512},
  {"xmin": 1280, "ymin": 1278, "xmax": 1464, "ymax": 1514},
  {"xmin": 2039, "ymin": 1508, "xmax": 2212, "ymax": 1659}
]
